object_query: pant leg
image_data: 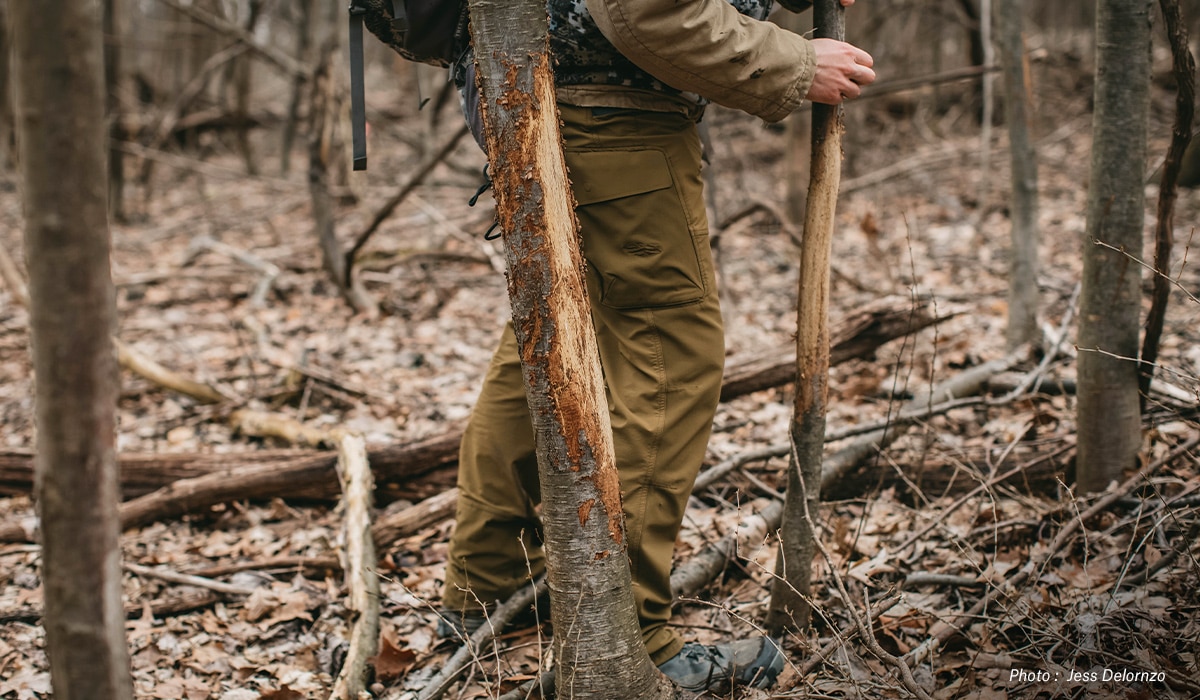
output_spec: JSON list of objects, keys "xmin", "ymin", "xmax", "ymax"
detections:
[
  {"xmin": 560, "ymin": 104, "xmax": 725, "ymax": 664},
  {"xmin": 443, "ymin": 103, "xmax": 724, "ymax": 667},
  {"xmin": 442, "ymin": 325, "xmax": 545, "ymax": 613}
]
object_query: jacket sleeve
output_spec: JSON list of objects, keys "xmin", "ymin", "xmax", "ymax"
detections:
[{"xmin": 585, "ymin": 0, "xmax": 817, "ymax": 122}]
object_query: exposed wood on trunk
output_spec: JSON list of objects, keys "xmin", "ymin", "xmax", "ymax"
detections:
[
  {"xmin": 767, "ymin": 0, "xmax": 844, "ymax": 635},
  {"xmin": 468, "ymin": 0, "xmax": 679, "ymax": 693},
  {"xmin": 330, "ymin": 434, "xmax": 381, "ymax": 700}
]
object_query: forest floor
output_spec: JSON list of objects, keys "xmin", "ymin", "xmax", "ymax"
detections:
[{"xmin": 1, "ymin": 50, "xmax": 1200, "ymax": 700}]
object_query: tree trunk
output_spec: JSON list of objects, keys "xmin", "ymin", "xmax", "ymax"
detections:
[
  {"xmin": 466, "ymin": 0, "xmax": 678, "ymax": 696},
  {"xmin": 0, "ymin": 2, "xmax": 15, "ymax": 169},
  {"xmin": 1076, "ymin": 0, "xmax": 1151, "ymax": 493},
  {"xmin": 308, "ymin": 37, "xmax": 377, "ymax": 315},
  {"xmin": 11, "ymin": 0, "xmax": 134, "ymax": 697},
  {"xmin": 281, "ymin": 0, "xmax": 317, "ymax": 175},
  {"xmin": 104, "ymin": 0, "xmax": 126, "ymax": 221},
  {"xmin": 996, "ymin": 0, "xmax": 1040, "ymax": 349},
  {"xmin": 766, "ymin": 0, "xmax": 844, "ymax": 635}
]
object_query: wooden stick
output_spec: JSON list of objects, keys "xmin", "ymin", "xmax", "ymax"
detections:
[
  {"xmin": 330, "ymin": 433, "xmax": 381, "ymax": 700},
  {"xmin": 0, "ymin": 241, "xmax": 30, "ymax": 308},
  {"xmin": 768, "ymin": 0, "xmax": 845, "ymax": 633},
  {"xmin": 115, "ymin": 338, "xmax": 228, "ymax": 404},
  {"xmin": 415, "ymin": 578, "xmax": 547, "ymax": 700},
  {"xmin": 230, "ymin": 409, "xmax": 338, "ymax": 448},
  {"xmin": 0, "ymin": 246, "xmax": 227, "ymax": 407},
  {"xmin": 344, "ymin": 123, "xmax": 471, "ymax": 284},
  {"xmin": 123, "ymin": 562, "xmax": 257, "ymax": 597}
]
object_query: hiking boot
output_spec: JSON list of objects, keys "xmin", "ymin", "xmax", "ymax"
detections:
[
  {"xmin": 657, "ymin": 637, "xmax": 785, "ymax": 693},
  {"xmin": 435, "ymin": 609, "xmax": 491, "ymax": 640}
]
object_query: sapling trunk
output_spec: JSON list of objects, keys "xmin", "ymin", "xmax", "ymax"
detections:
[{"xmin": 766, "ymin": 0, "xmax": 845, "ymax": 634}]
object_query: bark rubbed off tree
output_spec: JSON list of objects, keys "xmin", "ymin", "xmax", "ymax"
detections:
[
  {"xmin": 12, "ymin": 0, "xmax": 135, "ymax": 695},
  {"xmin": 1076, "ymin": 0, "xmax": 1151, "ymax": 492},
  {"xmin": 467, "ymin": 0, "xmax": 677, "ymax": 694},
  {"xmin": 767, "ymin": 0, "xmax": 844, "ymax": 635}
]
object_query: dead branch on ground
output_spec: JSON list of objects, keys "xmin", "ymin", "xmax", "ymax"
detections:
[{"xmin": 330, "ymin": 433, "xmax": 381, "ymax": 700}]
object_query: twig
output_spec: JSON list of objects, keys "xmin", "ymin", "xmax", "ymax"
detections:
[
  {"xmin": 124, "ymin": 562, "xmax": 258, "ymax": 596},
  {"xmin": 230, "ymin": 409, "xmax": 338, "ymax": 448},
  {"xmin": 904, "ymin": 431, "xmax": 1200, "ymax": 667},
  {"xmin": 416, "ymin": 578, "xmax": 547, "ymax": 700},
  {"xmin": 901, "ymin": 573, "xmax": 982, "ymax": 588},
  {"xmin": 803, "ymin": 505, "xmax": 934, "ymax": 699},
  {"xmin": 344, "ymin": 124, "xmax": 471, "ymax": 284},
  {"xmin": 187, "ymin": 235, "xmax": 280, "ymax": 307},
  {"xmin": 115, "ymin": 338, "xmax": 231, "ymax": 404},
  {"xmin": 154, "ymin": 0, "xmax": 309, "ymax": 79},
  {"xmin": 0, "ymin": 242, "xmax": 31, "ymax": 309},
  {"xmin": 117, "ymin": 140, "xmax": 297, "ymax": 187},
  {"xmin": 187, "ymin": 555, "xmax": 342, "ymax": 579},
  {"xmin": 330, "ymin": 433, "xmax": 381, "ymax": 700},
  {"xmin": 892, "ymin": 443, "xmax": 1075, "ymax": 554},
  {"xmin": 794, "ymin": 594, "xmax": 903, "ymax": 678}
]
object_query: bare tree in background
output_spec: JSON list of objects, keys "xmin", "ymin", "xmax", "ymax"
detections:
[
  {"xmin": 1076, "ymin": 0, "xmax": 1152, "ymax": 492},
  {"xmin": 467, "ymin": 0, "xmax": 682, "ymax": 695},
  {"xmin": 12, "ymin": 0, "xmax": 133, "ymax": 697},
  {"xmin": 105, "ymin": 0, "xmax": 127, "ymax": 221},
  {"xmin": 0, "ymin": 1, "xmax": 15, "ymax": 169},
  {"xmin": 996, "ymin": 0, "xmax": 1040, "ymax": 349}
]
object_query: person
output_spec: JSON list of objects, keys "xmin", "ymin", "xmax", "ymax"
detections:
[{"xmin": 440, "ymin": 0, "xmax": 876, "ymax": 693}]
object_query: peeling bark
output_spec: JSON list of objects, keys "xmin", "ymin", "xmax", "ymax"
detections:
[{"xmin": 467, "ymin": 0, "xmax": 678, "ymax": 694}]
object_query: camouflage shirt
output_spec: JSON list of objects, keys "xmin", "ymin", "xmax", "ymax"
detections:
[{"xmin": 548, "ymin": 0, "xmax": 776, "ymax": 105}]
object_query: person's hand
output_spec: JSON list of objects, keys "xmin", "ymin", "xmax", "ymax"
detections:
[{"xmin": 806, "ymin": 38, "xmax": 875, "ymax": 105}]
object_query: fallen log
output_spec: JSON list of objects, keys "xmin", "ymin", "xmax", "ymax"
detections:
[
  {"xmin": 0, "ymin": 298, "xmax": 945, "ymax": 543},
  {"xmin": 1, "ymin": 296, "xmax": 944, "ymax": 500},
  {"xmin": 329, "ymin": 434, "xmax": 381, "ymax": 700}
]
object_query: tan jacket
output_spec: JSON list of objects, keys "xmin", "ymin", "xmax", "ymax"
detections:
[{"xmin": 578, "ymin": 0, "xmax": 816, "ymax": 122}]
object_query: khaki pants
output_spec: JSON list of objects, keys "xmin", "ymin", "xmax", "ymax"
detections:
[{"xmin": 442, "ymin": 103, "xmax": 724, "ymax": 665}]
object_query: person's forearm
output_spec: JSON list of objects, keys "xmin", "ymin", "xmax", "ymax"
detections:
[{"xmin": 586, "ymin": 0, "xmax": 817, "ymax": 122}]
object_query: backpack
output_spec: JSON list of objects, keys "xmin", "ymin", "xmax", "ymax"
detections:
[{"xmin": 348, "ymin": 0, "xmax": 471, "ymax": 169}]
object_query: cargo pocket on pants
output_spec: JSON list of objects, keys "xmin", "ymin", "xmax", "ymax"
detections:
[{"xmin": 568, "ymin": 148, "xmax": 706, "ymax": 310}]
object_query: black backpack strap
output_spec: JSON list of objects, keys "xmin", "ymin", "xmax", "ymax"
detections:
[
  {"xmin": 348, "ymin": 0, "xmax": 368, "ymax": 171},
  {"xmin": 391, "ymin": 0, "xmax": 408, "ymax": 30}
]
